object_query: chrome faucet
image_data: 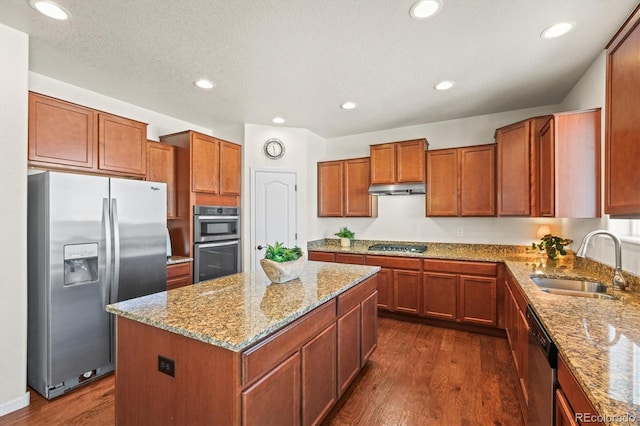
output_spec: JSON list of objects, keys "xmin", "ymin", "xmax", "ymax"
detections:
[{"xmin": 576, "ymin": 230, "xmax": 627, "ymax": 291}]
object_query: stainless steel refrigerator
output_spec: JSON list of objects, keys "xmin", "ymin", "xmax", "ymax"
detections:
[{"xmin": 27, "ymin": 171, "xmax": 167, "ymax": 399}]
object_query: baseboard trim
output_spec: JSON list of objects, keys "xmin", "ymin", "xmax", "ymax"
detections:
[{"xmin": 0, "ymin": 391, "xmax": 30, "ymax": 417}]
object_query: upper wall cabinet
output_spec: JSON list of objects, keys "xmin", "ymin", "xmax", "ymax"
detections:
[
  {"xmin": 426, "ymin": 144, "xmax": 495, "ymax": 217},
  {"xmin": 605, "ymin": 5, "xmax": 640, "ymax": 216},
  {"xmin": 28, "ymin": 92, "xmax": 147, "ymax": 177},
  {"xmin": 370, "ymin": 139, "xmax": 427, "ymax": 185},
  {"xmin": 318, "ymin": 157, "xmax": 377, "ymax": 217},
  {"xmin": 146, "ymin": 141, "xmax": 176, "ymax": 219},
  {"xmin": 496, "ymin": 111, "xmax": 600, "ymax": 218}
]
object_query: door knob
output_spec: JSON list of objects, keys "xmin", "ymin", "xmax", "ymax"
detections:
[{"xmin": 257, "ymin": 245, "xmax": 265, "ymax": 250}]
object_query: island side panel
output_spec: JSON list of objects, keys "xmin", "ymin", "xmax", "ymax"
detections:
[{"xmin": 115, "ymin": 316, "xmax": 241, "ymax": 426}]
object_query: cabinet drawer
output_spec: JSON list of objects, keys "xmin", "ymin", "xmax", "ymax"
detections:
[
  {"xmin": 423, "ymin": 259, "xmax": 497, "ymax": 276},
  {"xmin": 337, "ymin": 276, "xmax": 377, "ymax": 316},
  {"xmin": 308, "ymin": 251, "xmax": 335, "ymax": 262},
  {"xmin": 365, "ymin": 255, "xmax": 421, "ymax": 270},
  {"xmin": 167, "ymin": 262, "xmax": 191, "ymax": 279},
  {"xmin": 242, "ymin": 299, "xmax": 336, "ymax": 386},
  {"xmin": 335, "ymin": 253, "xmax": 365, "ymax": 264},
  {"xmin": 557, "ymin": 356, "xmax": 603, "ymax": 425}
]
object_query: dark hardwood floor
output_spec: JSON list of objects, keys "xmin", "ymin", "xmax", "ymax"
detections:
[{"xmin": 0, "ymin": 318, "xmax": 522, "ymax": 426}]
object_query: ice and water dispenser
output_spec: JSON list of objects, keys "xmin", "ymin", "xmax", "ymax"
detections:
[{"xmin": 63, "ymin": 243, "xmax": 99, "ymax": 285}]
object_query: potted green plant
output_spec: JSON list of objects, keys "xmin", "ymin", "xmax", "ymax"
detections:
[
  {"xmin": 335, "ymin": 227, "xmax": 355, "ymax": 247},
  {"xmin": 532, "ymin": 234, "xmax": 573, "ymax": 259},
  {"xmin": 260, "ymin": 241, "xmax": 305, "ymax": 283}
]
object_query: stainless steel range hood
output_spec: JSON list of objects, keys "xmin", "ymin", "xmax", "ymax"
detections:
[{"xmin": 368, "ymin": 183, "xmax": 426, "ymax": 196}]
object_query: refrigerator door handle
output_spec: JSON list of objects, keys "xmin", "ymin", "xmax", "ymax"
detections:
[
  {"xmin": 111, "ymin": 199, "xmax": 121, "ymax": 303},
  {"xmin": 103, "ymin": 198, "xmax": 112, "ymax": 306}
]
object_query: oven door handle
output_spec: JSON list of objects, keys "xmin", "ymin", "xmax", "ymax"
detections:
[
  {"xmin": 195, "ymin": 215, "xmax": 239, "ymax": 220},
  {"xmin": 197, "ymin": 241, "xmax": 239, "ymax": 248}
]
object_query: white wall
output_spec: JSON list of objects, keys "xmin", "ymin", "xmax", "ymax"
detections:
[
  {"xmin": 242, "ymin": 124, "xmax": 325, "ymax": 270},
  {"xmin": 315, "ymin": 105, "xmax": 564, "ymax": 245},
  {"xmin": 0, "ymin": 24, "xmax": 30, "ymax": 415},
  {"xmin": 558, "ymin": 51, "xmax": 640, "ymax": 275}
]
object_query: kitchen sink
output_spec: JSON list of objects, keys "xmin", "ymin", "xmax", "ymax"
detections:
[{"xmin": 530, "ymin": 277, "xmax": 617, "ymax": 300}]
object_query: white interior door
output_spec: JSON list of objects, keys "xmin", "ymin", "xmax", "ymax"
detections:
[{"xmin": 251, "ymin": 169, "xmax": 297, "ymax": 270}]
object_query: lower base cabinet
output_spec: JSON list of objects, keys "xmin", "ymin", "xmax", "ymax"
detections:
[
  {"xmin": 556, "ymin": 355, "xmax": 604, "ymax": 426},
  {"xmin": 302, "ymin": 324, "xmax": 337, "ymax": 426},
  {"xmin": 167, "ymin": 262, "xmax": 192, "ymax": 290}
]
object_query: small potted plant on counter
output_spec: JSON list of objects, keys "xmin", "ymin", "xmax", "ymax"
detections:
[
  {"xmin": 532, "ymin": 234, "xmax": 573, "ymax": 259},
  {"xmin": 260, "ymin": 241, "xmax": 305, "ymax": 283},
  {"xmin": 335, "ymin": 227, "xmax": 355, "ymax": 247}
]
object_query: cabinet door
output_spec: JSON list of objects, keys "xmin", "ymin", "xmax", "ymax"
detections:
[
  {"xmin": 335, "ymin": 253, "xmax": 365, "ymax": 264},
  {"xmin": 192, "ymin": 133, "xmax": 219, "ymax": 194},
  {"xmin": 459, "ymin": 275, "xmax": 497, "ymax": 326},
  {"xmin": 370, "ymin": 143, "xmax": 396, "ymax": 184},
  {"xmin": 605, "ymin": 8, "xmax": 640, "ymax": 215},
  {"xmin": 376, "ymin": 268, "xmax": 393, "ymax": 311},
  {"xmin": 460, "ymin": 144, "xmax": 496, "ymax": 217},
  {"xmin": 147, "ymin": 141, "xmax": 176, "ymax": 219},
  {"xmin": 426, "ymin": 148, "xmax": 458, "ymax": 216},
  {"xmin": 517, "ymin": 307, "xmax": 529, "ymax": 405},
  {"xmin": 538, "ymin": 118, "xmax": 555, "ymax": 217},
  {"xmin": 242, "ymin": 352, "xmax": 301, "ymax": 426},
  {"xmin": 219, "ymin": 141, "xmax": 241, "ymax": 196},
  {"xmin": 393, "ymin": 269, "xmax": 421, "ymax": 314},
  {"xmin": 317, "ymin": 161, "xmax": 344, "ymax": 216},
  {"xmin": 555, "ymin": 389, "xmax": 578, "ymax": 426},
  {"xmin": 98, "ymin": 113, "xmax": 147, "ymax": 176},
  {"xmin": 337, "ymin": 305, "xmax": 360, "ymax": 396},
  {"xmin": 396, "ymin": 139, "xmax": 425, "ymax": 183},
  {"xmin": 28, "ymin": 92, "xmax": 96, "ymax": 169},
  {"xmin": 302, "ymin": 324, "xmax": 337, "ymax": 426},
  {"xmin": 361, "ymin": 291, "xmax": 378, "ymax": 365},
  {"xmin": 497, "ymin": 120, "xmax": 531, "ymax": 216},
  {"xmin": 308, "ymin": 251, "xmax": 335, "ymax": 262},
  {"xmin": 422, "ymin": 272, "xmax": 457, "ymax": 320},
  {"xmin": 344, "ymin": 158, "xmax": 374, "ymax": 217}
]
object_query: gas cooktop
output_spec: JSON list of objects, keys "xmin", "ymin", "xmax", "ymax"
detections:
[{"xmin": 368, "ymin": 244, "xmax": 428, "ymax": 253}]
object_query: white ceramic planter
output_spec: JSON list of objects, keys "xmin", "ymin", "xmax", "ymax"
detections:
[{"xmin": 340, "ymin": 237, "xmax": 351, "ymax": 247}]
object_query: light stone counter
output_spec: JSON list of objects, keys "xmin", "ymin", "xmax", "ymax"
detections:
[
  {"xmin": 311, "ymin": 239, "xmax": 640, "ymax": 425},
  {"xmin": 106, "ymin": 261, "xmax": 379, "ymax": 352}
]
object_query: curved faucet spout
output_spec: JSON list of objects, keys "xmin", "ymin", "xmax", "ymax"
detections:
[{"xmin": 576, "ymin": 230, "xmax": 626, "ymax": 291}]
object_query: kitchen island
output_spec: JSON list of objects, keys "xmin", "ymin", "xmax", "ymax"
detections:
[{"xmin": 106, "ymin": 261, "xmax": 379, "ymax": 426}]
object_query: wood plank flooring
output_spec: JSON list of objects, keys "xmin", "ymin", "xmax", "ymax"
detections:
[{"xmin": 0, "ymin": 318, "xmax": 522, "ymax": 426}]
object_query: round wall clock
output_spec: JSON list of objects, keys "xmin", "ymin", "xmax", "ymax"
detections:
[{"xmin": 264, "ymin": 138, "xmax": 285, "ymax": 160}]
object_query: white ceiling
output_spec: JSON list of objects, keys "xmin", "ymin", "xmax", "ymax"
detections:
[{"xmin": 0, "ymin": 0, "xmax": 637, "ymax": 138}]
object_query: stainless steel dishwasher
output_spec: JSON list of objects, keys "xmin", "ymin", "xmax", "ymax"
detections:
[{"xmin": 526, "ymin": 305, "xmax": 558, "ymax": 425}]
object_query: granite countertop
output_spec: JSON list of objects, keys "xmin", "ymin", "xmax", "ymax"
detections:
[
  {"xmin": 166, "ymin": 256, "xmax": 193, "ymax": 265},
  {"xmin": 311, "ymin": 239, "xmax": 640, "ymax": 425},
  {"xmin": 106, "ymin": 261, "xmax": 379, "ymax": 352}
]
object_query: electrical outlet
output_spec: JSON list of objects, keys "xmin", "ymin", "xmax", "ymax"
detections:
[
  {"xmin": 457, "ymin": 228, "xmax": 464, "ymax": 237},
  {"xmin": 158, "ymin": 355, "xmax": 175, "ymax": 377}
]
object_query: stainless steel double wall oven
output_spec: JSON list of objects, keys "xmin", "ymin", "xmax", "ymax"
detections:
[{"xmin": 193, "ymin": 205, "xmax": 241, "ymax": 283}]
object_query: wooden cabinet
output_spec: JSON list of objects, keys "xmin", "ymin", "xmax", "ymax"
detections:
[
  {"xmin": 426, "ymin": 144, "xmax": 495, "ymax": 217},
  {"xmin": 422, "ymin": 259, "xmax": 497, "ymax": 326},
  {"xmin": 370, "ymin": 139, "xmax": 427, "ymax": 185},
  {"xmin": 147, "ymin": 141, "xmax": 176, "ymax": 219},
  {"xmin": 605, "ymin": 5, "xmax": 640, "ymax": 215},
  {"xmin": 301, "ymin": 324, "xmax": 337, "ymax": 426},
  {"xmin": 504, "ymin": 269, "xmax": 529, "ymax": 421},
  {"xmin": 317, "ymin": 158, "xmax": 376, "ymax": 217},
  {"xmin": 366, "ymin": 255, "xmax": 421, "ymax": 314},
  {"xmin": 335, "ymin": 253, "xmax": 365, "ymax": 264},
  {"xmin": 28, "ymin": 92, "xmax": 147, "ymax": 177},
  {"xmin": 219, "ymin": 141, "xmax": 242, "ymax": 196},
  {"xmin": 337, "ymin": 305, "xmax": 360, "ymax": 396},
  {"xmin": 308, "ymin": 251, "xmax": 335, "ymax": 262},
  {"xmin": 242, "ymin": 353, "xmax": 301, "ymax": 426},
  {"xmin": 537, "ymin": 110, "xmax": 601, "ymax": 218},
  {"xmin": 167, "ymin": 262, "xmax": 192, "ymax": 290},
  {"xmin": 556, "ymin": 355, "xmax": 604, "ymax": 426}
]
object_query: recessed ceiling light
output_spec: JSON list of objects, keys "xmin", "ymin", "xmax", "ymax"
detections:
[
  {"xmin": 194, "ymin": 79, "xmax": 215, "ymax": 89},
  {"xmin": 434, "ymin": 80, "xmax": 455, "ymax": 91},
  {"xmin": 340, "ymin": 101, "xmax": 358, "ymax": 110},
  {"xmin": 541, "ymin": 22, "xmax": 575, "ymax": 39},
  {"xmin": 272, "ymin": 116, "xmax": 286, "ymax": 124},
  {"xmin": 29, "ymin": 0, "xmax": 71, "ymax": 20},
  {"xmin": 409, "ymin": 0, "xmax": 442, "ymax": 20}
]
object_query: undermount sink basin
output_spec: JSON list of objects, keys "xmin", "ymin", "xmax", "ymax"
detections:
[{"xmin": 530, "ymin": 277, "xmax": 617, "ymax": 300}]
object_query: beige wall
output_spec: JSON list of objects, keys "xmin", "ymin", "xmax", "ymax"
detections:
[{"xmin": 0, "ymin": 24, "xmax": 29, "ymax": 415}]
